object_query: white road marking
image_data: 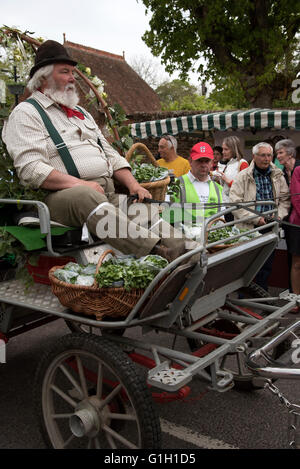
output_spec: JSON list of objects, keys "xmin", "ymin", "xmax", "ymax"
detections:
[{"xmin": 160, "ymin": 419, "xmax": 238, "ymax": 449}]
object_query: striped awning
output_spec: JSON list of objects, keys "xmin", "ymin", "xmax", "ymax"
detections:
[{"xmin": 130, "ymin": 108, "xmax": 300, "ymax": 139}]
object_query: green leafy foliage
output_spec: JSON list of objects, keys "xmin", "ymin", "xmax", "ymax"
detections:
[
  {"xmin": 107, "ymin": 103, "xmax": 133, "ymax": 154},
  {"xmin": 96, "ymin": 255, "xmax": 168, "ymax": 291},
  {"xmin": 0, "ymin": 137, "xmax": 48, "ymax": 201},
  {"xmin": 167, "ymin": 178, "xmax": 181, "ymax": 202},
  {"xmin": 0, "ymin": 26, "xmax": 39, "ymax": 84},
  {"xmin": 0, "ymin": 227, "xmax": 23, "ymax": 260},
  {"xmin": 141, "ymin": 1, "xmax": 300, "ymax": 107},
  {"xmin": 156, "ymin": 79, "xmax": 224, "ymax": 111},
  {"xmin": 207, "ymin": 225, "xmax": 260, "ymax": 245},
  {"xmin": 130, "ymin": 162, "xmax": 168, "ymax": 183},
  {"xmin": 207, "ymin": 226, "xmax": 238, "ymax": 245}
]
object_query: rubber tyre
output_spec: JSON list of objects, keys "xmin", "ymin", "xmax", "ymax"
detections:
[{"xmin": 34, "ymin": 333, "xmax": 161, "ymax": 449}]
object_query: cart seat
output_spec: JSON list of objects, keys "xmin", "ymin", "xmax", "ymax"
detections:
[{"xmin": 12, "ymin": 210, "xmax": 88, "ymax": 249}]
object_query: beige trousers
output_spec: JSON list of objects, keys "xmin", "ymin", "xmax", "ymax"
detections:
[{"xmin": 45, "ymin": 177, "xmax": 186, "ymax": 257}]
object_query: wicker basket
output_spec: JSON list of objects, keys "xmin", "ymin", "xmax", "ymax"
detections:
[
  {"xmin": 49, "ymin": 250, "xmax": 146, "ymax": 320},
  {"xmin": 206, "ymin": 218, "xmax": 239, "ymax": 253},
  {"xmin": 126, "ymin": 142, "xmax": 170, "ymax": 201}
]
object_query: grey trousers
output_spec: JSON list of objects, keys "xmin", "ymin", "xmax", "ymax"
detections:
[{"xmin": 45, "ymin": 177, "xmax": 187, "ymax": 257}]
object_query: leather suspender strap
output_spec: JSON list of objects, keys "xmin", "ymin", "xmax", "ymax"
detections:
[{"xmin": 26, "ymin": 98, "xmax": 80, "ymax": 178}]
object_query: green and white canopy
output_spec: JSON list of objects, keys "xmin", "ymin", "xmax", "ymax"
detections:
[{"xmin": 130, "ymin": 108, "xmax": 300, "ymax": 139}]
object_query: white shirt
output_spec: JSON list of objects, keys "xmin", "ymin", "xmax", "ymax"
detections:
[
  {"xmin": 186, "ymin": 171, "xmax": 211, "ymax": 203},
  {"xmin": 222, "ymin": 158, "xmax": 248, "ymax": 202},
  {"xmin": 186, "ymin": 171, "xmax": 225, "ymax": 212}
]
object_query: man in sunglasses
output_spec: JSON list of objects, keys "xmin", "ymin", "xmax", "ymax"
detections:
[{"xmin": 157, "ymin": 134, "xmax": 190, "ymax": 177}]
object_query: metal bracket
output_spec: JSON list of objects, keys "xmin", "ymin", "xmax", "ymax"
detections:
[
  {"xmin": 280, "ymin": 290, "xmax": 300, "ymax": 306},
  {"xmin": 0, "ymin": 339, "xmax": 6, "ymax": 363},
  {"xmin": 208, "ymin": 363, "xmax": 234, "ymax": 392}
]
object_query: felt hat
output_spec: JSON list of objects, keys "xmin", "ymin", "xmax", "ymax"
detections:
[
  {"xmin": 30, "ymin": 40, "xmax": 77, "ymax": 78},
  {"xmin": 190, "ymin": 142, "xmax": 214, "ymax": 160}
]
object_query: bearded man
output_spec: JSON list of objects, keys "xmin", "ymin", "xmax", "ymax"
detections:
[{"xmin": 2, "ymin": 40, "xmax": 193, "ymax": 261}]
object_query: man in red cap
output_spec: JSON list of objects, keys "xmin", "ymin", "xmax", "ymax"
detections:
[{"xmin": 172, "ymin": 142, "xmax": 223, "ymax": 219}]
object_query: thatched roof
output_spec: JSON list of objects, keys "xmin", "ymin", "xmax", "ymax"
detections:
[{"xmin": 64, "ymin": 41, "xmax": 161, "ymax": 116}]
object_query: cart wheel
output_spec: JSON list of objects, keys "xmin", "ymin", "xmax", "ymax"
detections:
[{"xmin": 34, "ymin": 333, "xmax": 161, "ymax": 449}]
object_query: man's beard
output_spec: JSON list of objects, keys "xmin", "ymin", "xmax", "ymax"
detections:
[{"xmin": 44, "ymin": 78, "xmax": 79, "ymax": 108}]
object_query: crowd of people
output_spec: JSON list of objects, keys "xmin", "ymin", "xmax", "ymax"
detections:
[
  {"xmin": 156, "ymin": 134, "xmax": 298, "ymax": 295},
  {"xmin": 2, "ymin": 39, "xmax": 299, "ymax": 298}
]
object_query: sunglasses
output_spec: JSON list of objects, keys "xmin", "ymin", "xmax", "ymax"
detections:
[{"xmin": 161, "ymin": 134, "xmax": 175, "ymax": 148}]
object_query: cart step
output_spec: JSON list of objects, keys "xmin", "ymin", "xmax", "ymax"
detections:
[{"xmin": 147, "ymin": 361, "xmax": 192, "ymax": 391}]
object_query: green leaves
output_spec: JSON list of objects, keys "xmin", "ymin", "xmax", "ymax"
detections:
[
  {"xmin": 95, "ymin": 255, "xmax": 168, "ymax": 291},
  {"xmin": 207, "ymin": 226, "xmax": 237, "ymax": 245},
  {"xmin": 140, "ymin": 0, "xmax": 300, "ymax": 107},
  {"xmin": 107, "ymin": 103, "xmax": 133, "ymax": 154},
  {"xmin": 131, "ymin": 162, "xmax": 168, "ymax": 183},
  {"xmin": 0, "ymin": 138, "xmax": 48, "ymax": 202},
  {"xmin": 167, "ymin": 178, "xmax": 181, "ymax": 202}
]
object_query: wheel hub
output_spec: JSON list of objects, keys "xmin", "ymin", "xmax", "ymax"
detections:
[{"xmin": 69, "ymin": 397, "xmax": 110, "ymax": 438}]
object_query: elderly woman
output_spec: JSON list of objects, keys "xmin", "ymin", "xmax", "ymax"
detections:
[
  {"xmin": 275, "ymin": 139, "xmax": 300, "ymax": 186},
  {"xmin": 275, "ymin": 139, "xmax": 300, "ymax": 294}
]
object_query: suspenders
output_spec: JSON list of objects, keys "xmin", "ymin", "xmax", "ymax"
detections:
[{"xmin": 26, "ymin": 99, "xmax": 105, "ymax": 177}]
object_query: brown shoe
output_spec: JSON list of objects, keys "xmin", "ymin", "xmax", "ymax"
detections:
[{"xmin": 152, "ymin": 243, "xmax": 186, "ymax": 263}]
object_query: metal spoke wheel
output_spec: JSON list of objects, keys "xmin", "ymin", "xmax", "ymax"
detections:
[{"xmin": 34, "ymin": 333, "xmax": 161, "ymax": 449}]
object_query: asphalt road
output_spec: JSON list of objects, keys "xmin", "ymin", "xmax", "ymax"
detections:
[{"xmin": 1, "ymin": 314, "xmax": 300, "ymax": 451}]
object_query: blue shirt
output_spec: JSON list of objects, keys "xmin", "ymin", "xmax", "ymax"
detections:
[{"xmin": 253, "ymin": 165, "xmax": 274, "ymax": 213}]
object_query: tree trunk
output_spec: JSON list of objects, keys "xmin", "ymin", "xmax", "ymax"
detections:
[{"xmin": 250, "ymin": 91, "xmax": 273, "ymax": 108}]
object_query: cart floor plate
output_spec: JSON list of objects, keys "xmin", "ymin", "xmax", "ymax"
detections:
[{"xmin": 0, "ymin": 279, "xmax": 67, "ymax": 313}]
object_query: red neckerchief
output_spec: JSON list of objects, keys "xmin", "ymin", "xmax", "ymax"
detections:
[{"xmin": 60, "ymin": 104, "xmax": 84, "ymax": 120}]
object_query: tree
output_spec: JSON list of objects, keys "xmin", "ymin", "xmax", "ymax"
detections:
[
  {"xmin": 141, "ymin": 0, "xmax": 300, "ymax": 107},
  {"xmin": 128, "ymin": 54, "xmax": 169, "ymax": 89},
  {"xmin": 155, "ymin": 78, "xmax": 223, "ymax": 110}
]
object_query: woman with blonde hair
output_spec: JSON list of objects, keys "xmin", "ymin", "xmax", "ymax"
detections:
[
  {"xmin": 213, "ymin": 136, "xmax": 249, "ymax": 221},
  {"xmin": 220, "ymin": 136, "xmax": 249, "ymax": 202}
]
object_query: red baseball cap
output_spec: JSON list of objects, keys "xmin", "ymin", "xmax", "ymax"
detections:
[{"xmin": 190, "ymin": 142, "xmax": 214, "ymax": 160}]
